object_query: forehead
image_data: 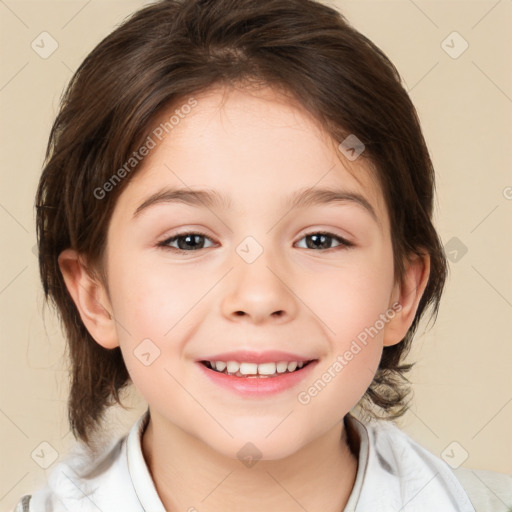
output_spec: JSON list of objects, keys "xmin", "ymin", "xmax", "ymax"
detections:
[{"xmin": 116, "ymin": 85, "xmax": 388, "ymax": 231}]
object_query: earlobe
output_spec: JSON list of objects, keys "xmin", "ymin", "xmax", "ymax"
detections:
[
  {"xmin": 383, "ymin": 252, "xmax": 431, "ymax": 347},
  {"xmin": 58, "ymin": 249, "xmax": 119, "ymax": 349}
]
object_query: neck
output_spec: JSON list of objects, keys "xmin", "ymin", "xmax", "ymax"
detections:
[{"xmin": 141, "ymin": 410, "xmax": 359, "ymax": 512}]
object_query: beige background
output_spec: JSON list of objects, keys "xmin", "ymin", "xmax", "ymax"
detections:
[{"xmin": 1, "ymin": 0, "xmax": 511, "ymax": 509}]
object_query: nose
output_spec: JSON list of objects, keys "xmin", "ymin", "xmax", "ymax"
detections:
[{"xmin": 220, "ymin": 254, "xmax": 298, "ymax": 325}]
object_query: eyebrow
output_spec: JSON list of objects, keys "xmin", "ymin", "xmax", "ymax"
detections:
[{"xmin": 132, "ymin": 186, "xmax": 378, "ymax": 225}]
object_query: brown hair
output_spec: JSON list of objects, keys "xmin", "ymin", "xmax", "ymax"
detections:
[{"xmin": 36, "ymin": 0, "xmax": 447, "ymax": 445}]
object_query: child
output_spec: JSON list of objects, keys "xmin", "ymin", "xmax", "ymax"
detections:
[{"xmin": 16, "ymin": 0, "xmax": 512, "ymax": 510}]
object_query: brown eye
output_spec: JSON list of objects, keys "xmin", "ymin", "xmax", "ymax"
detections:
[
  {"xmin": 159, "ymin": 232, "xmax": 215, "ymax": 252},
  {"xmin": 296, "ymin": 232, "xmax": 353, "ymax": 251}
]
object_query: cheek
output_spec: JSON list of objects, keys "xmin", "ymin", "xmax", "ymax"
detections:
[
  {"xmin": 109, "ymin": 253, "xmax": 208, "ymax": 336},
  {"xmin": 296, "ymin": 267, "xmax": 390, "ymax": 414},
  {"xmin": 307, "ymin": 274, "xmax": 386, "ymax": 377},
  {"xmin": 106, "ymin": 261, "xmax": 189, "ymax": 403},
  {"xmin": 301, "ymin": 242, "xmax": 395, "ymax": 342},
  {"xmin": 106, "ymin": 253, "xmax": 213, "ymax": 387},
  {"xmin": 295, "ymin": 242, "xmax": 394, "ymax": 395}
]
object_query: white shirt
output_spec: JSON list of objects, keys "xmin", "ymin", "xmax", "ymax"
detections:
[{"xmin": 15, "ymin": 409, "xmax": 512, "ymax": 512}]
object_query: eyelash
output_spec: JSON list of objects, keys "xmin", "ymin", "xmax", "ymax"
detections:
[{"xmin": 157, "ymin": 230, "xmax": 354, "ymax": 253}]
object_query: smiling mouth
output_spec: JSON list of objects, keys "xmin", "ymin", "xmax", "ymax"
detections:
[{"xmin": 200, "ymin": 360, "xmax": 317, "ymax": 378}]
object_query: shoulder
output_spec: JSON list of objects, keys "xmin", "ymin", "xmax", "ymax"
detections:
[
  {"xmin": 363, "ymin": 416, "xmax": 512, "ymax": 511},
  {"xmin": 452, "ymin": 466, "xmax": 512, "ymax": 512},
  {"xmin": 12, "ymin": 414, "xmax": 148, "ymax": 512},
  {"xmin": 346, "ymin": 413, "xmax": 509, "ymax": 511}
]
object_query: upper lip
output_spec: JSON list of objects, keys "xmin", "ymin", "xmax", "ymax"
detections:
[{"xmin": 198, "ymin": 350, "xmax": 317, "ymax": 364}]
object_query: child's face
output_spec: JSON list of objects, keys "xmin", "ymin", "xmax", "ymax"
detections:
[{"xmin": 93, "ymin": 86, "xmax": 417, "ymax": 459}]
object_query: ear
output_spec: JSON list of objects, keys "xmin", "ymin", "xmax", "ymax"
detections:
[
  {"xmin": 58, "ymin": 248, "xmax": 119, "ymax": 349},
  {"xmin": 383, "ymin": 252, "xmax": 431, "ymax": 347}
]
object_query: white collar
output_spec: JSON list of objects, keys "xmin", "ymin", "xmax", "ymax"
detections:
[
  {"xmin": 125, "ymin": 409, "xmax": 475, "ymax": 512},
  {"xmin": 126, "ymin": 408, "xmax": 166, "ymax": 512},
  {"xmin": 343, "ymin": 413, "xmax": 475, "ymax": 511}
]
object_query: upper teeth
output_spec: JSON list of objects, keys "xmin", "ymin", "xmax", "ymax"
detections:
[{"xmin": 209, "ymin": 361, "xmax": 305, "ymax": 375}]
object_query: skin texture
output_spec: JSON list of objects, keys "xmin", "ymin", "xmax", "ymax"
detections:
[{"xmin": 58, "ymin": 85, "xmax": 430, "ymax": 512}]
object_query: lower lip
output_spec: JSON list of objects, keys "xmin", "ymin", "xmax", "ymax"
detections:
[{"xmin": 196, "ymin": 361, "xmax": 318, "ymax": 397}]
